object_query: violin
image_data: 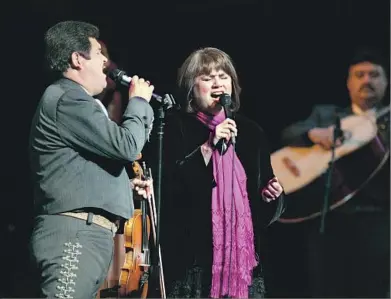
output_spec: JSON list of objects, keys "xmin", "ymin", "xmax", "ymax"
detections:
[{"xmin": 118, "ymin": 155, "xmax": 166, "ymax": 298}]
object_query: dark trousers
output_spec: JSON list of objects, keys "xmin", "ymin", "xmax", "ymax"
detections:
[
  {"xmin": 29, "ymin": 214, "xmax": 114, "ymax": 298},
  {"xmin": 308, "ymin": 211, "xmax": 390, "ymax": 298}
]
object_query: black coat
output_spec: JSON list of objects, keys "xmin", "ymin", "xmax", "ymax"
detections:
[{"xmin": 143, "ymin": 111, "xmax": 285, "ymax": 285}]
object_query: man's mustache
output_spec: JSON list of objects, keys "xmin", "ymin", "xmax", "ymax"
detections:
[{"xmin": 360, "ymin": 84, "xmax": 375, "ymax": 92}]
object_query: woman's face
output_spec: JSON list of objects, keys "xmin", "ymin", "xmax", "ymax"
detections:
[{"xmin": 192, "ymin": 68, "xmax": 232, "ymax": 115}]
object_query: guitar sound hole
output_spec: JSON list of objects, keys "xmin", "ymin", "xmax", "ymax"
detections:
[{"xmin": 282, "ymin": 157, "xmax": 300, "ymax": 177}]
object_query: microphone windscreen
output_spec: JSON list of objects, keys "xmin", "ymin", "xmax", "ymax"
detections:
[
  {"xmin": 106, "ymin": 69, "xmax": 124, "ymax": 82},
  {"xmin": 219, "ymin": 93, "xmax": 232, "ymax": 106}
]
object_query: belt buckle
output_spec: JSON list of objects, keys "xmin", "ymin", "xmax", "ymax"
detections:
[{"xmin": 110, "ymin": 223, "xmax": 117, "ymax": 237}]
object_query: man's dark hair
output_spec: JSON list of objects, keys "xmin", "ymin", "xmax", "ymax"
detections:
[
  {"xmin": 44, "ymin": 21, "xmax": 99, "ymax": 74},
  {"xmin": 349, "ymin": 46, "xmax": 388, "ymax": 73}
]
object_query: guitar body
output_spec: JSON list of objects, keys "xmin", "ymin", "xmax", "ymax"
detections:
[{"xmin": 271, "ymin": 112, "xmax": 389, "ymax": 223}]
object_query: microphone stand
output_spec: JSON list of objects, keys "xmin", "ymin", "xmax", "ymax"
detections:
[
  {"xmin": 319, "ymin": 115, "xmax": 343, "ymax": 234},
  {"xmin": 315, "ymin": 115, "xmax": 343, "ymax": 296},
  {"xmin": 149, "ymin": 93, "xmax": 177, "ymax": 298}
]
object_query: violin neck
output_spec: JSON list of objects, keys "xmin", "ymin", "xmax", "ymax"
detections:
[{"xmin": 141, "ymin": 200, "xmax": 149, "ymax": 255}]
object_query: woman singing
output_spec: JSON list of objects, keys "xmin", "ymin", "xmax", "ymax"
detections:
[{"xmin": 145, "ymin": 47, "xmax": 285, "ymax": 298}]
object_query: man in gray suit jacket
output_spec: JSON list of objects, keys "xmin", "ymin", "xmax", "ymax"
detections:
[
  {"xmin": 29, "ymin": 20, "xmax": 155, "ymax": 298},
  {"xmin": 279, "ymin": 48, "xmax": 389, "ymax": 297}
]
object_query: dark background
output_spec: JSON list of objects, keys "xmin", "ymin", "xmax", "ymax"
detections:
[{"xmin": 1, "ymin": 0, "xmax": 389, "ymax": 297}]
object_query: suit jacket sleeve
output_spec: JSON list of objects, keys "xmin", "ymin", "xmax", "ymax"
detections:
[
  {"xmin": 280, "ymin": 106, "xmax": 323, "ymax": 146},
  {"xmin": 56, "ymin": 90, "xmax": 153, "ymax": 162}
]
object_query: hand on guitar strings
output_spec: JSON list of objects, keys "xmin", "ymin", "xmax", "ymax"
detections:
[
  {"xmin": 130, "ymin": 178, "xmax": 152, "ymax": 199},
  {"xmin": 308, "ymin": 126, "xmax": 350, "ymax": 150},
  {"xmin": 261, "ymin": 177, "xmax": 284, "ymax": 202}
]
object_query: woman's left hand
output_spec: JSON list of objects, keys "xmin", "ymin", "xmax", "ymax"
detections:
[{"xmin": 261, "ymin": 177, "xmax": 283, "ymax": 202}]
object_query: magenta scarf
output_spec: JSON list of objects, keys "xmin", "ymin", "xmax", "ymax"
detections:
[{"xmin": 196, "ymin": 110, "xmax": 258, "ymax": 298}]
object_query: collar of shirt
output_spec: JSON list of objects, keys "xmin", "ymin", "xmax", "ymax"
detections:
[
  {"xmin": 351, "ymin": 103, "xmax": 377, "ymax": 115},
  {"xmin": 95, "ymin": 99, "xmax": 109, "ymax": 118}
]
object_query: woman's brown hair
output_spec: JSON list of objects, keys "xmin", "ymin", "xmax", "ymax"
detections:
[{"xmin": 177, "ymin": 47, "xmax": 241, "ymax": 113}]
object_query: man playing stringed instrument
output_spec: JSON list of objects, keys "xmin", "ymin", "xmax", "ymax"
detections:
[
  {"xmin": 280, "ymin": 47, "xmax": 389, "ymax": 298},
  {"xmin": 282, "ymin": 48, "xmax": 389, "ymax": 150}
]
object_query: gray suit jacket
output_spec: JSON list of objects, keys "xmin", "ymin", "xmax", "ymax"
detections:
[{"xmin": 29, "ymin": 78, "xmax": 154, "ymax": 219}]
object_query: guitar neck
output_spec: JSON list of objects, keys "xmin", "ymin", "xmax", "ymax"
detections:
[{"xmin": 374, "ymin": 105, "xmax": 390, "ymax": 119}]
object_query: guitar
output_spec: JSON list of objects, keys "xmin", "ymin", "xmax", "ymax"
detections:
[{"xmin": 271, "ymin": 105, "xmax": 390, "ymax": 223}]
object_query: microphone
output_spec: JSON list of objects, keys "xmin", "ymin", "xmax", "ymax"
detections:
[
  {"xmin": 219, "ymin": 93, "xmax": 236, "ymax": 144},
  {"xmin": 334, "ymin": 114, "xmax": 344, "ymax": 142},
  {"xmin": 107, "ymin": 68, "xmax": 163, "ymax": 102}
]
